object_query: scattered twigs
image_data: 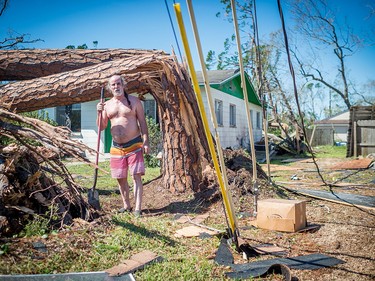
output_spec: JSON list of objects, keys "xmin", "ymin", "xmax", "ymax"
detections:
[{"xmin": 0, "ymin": 108, "xmax": 96, "ymax": 163}]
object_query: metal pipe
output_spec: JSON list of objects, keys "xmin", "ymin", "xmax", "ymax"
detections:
[
  {"xmin": 173, "ymin": 3, "xmax": 238, "ymax": 236},
  {"xmin": 186, "ymin": 0, "xmax": 238, "ymax": 234}
]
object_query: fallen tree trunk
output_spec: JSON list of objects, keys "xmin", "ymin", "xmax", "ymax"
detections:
[
  {"xmin": 0, "ymin": 54, "xmax": 164, "ymax": 112},
  {"xmin": 0, "ymin": 48, "xmax": 166, "ymax": 81},
  {"xmin": 0, "ymin": 49, "xmax": 211, "ymax": 193}
]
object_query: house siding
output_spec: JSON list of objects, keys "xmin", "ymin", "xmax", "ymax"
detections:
[
  {"xmin": 201, "ymin": 86, "xmax": 262, "ymax": 149},
  {"xmin": 44, "ymin": 101, "xmax": 105, "ymax": 154},
  {"xmin": 80, "ymin": 101, "xmax": 105, "ymax": 153}
]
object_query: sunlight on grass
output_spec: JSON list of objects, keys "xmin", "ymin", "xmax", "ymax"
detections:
[
  {"xmin": 66, "ymin": 161, "xmax": 161, "ymax": 190},
  {"xmin": 311, "ymin": 145, "xmax": 347, "ymax": 158},
  {"xmin": 0, "ymin": 211, "xmax": 225, "ymax": 278}
]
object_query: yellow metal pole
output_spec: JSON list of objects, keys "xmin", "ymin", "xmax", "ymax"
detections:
[
  {"xmin": 173, "ymin": 3, "xmax": 238, "ymax": 235},
  {"xmin": 186, "ymin": 0, "xmax": 238, "ymax": 230}
]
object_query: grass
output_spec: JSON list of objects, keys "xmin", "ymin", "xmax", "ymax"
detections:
[
  {"xmin": 311, "ymin": 145, "xmax": 347, "ymax": 158},
  {"xmin": 0, "ymin": 145, "xmax": 357, "ymax": 279},
  {"xmin": 269, "ymin": 145, "xmax": 347, "ymax": 165},
  {"xmin": 0, "ymin": 160, "xmax": 228, "ymax": 280},
  {"xmin": 67, "ymin": 161, "xmax": 161, "ymax": 191},
  {"xmin": 1, "ymin": 209, "xmax": 223, "ymax": 280},
  {"xmin": 267, "ymin": 145, "xmax": 349, "ymax": 182}
]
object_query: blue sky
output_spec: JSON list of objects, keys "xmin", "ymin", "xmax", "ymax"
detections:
[{"xmin": 1, "ymin": 0, "xmax": 374, "ymax": 85}]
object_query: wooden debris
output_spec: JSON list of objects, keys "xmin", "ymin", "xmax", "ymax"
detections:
[
  {"xmin": 174, "ymin": 213, "xmax": 209, "ymax": 224},
  {"xmin": 105, "ymin": 250, "xmax": 162, "ymax": 277},
  {"xmin": 0, "ymin": 143, "xmax": 97, "ymax": 236},
  {"xmin": 0, "ymin": 109, "xmax": 99, "ymax": 236},
  {"xmin": 174, "ymin": 225, "xmax": 221, "ymax": 238}
]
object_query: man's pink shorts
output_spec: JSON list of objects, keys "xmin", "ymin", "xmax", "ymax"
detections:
[{"xmin": 110, "ymin": 147, "xmax": 145, "ymax": 178}]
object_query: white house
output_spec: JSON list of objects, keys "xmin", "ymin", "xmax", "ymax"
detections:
[
  {"xmin": 313, "ymin": 111, "xmax": 350, "ymax": 143},
  {"xmin": 44, "ymin": 69, "xmax": 263, "ymax": 154},
  {"xmin": 196, "ymin": 69, "xmax": 263, "ymax": 149}
]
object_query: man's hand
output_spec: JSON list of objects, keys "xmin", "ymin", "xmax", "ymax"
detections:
[
  {"xmin": 97, "ymin": 102, "xmax": 105, "ymax": 112},
  {"xmin": 143, "ymin": 145, "xmax": 150, "ymax": 154}
]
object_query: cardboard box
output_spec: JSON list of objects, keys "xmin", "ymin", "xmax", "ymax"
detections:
[{"xmin": 256, "ymin": 199, "xmax": 306, "ymax": 232}]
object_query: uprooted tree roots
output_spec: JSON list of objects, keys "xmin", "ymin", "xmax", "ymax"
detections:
[{"xmin": 0, "ymin": 110, "xmax": 99, "ymax": 237}]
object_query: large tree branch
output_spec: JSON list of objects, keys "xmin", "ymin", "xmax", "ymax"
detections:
[
  {"xmin": 0, "ymin": 49, "xmax": 166, "ymax": 80},
  {"xmin": 0, "ymin": 109, "xmax": 96, "ymax": 164},
  {"xmin": 0, "ymin": 53, "xmax": 171, "ymax": 112}
]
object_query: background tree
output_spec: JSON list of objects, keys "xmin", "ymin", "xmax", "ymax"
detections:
[
  {"xmin": 0, "ymin": 0, "xmax": 43, "ymax": 50},
  {"xmin": 207, "ymin": 1, "xmax": 301, "ymax": 142},
  {"xmin": 207, "ymin": 0, "xmax": 257, "ymax": 77},
  {"xmin": 289, "ymin": 0, "xmax": 371, "ymax": 110},
  {"xmin": 0, "ymin": 0, "xmax": 8, "ymax": 16},
  {"xmin": 209, "ymin": 0, "xmax": 374, "ymax": 132}
]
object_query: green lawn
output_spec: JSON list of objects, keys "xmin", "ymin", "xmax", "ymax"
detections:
[
  {"xmin": 311, "ymin": 145, "xmax": 347, "ymax": 158},
  {"xmin": 1, "ymin": 160, "xmax": 224, "ymax": 280},
  {"xmin": 67, "ymin": 161, "xmax": 161, "ymax": 191}
]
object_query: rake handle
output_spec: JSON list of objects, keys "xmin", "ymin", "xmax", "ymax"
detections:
[{"xmin": 93, "ymin": 87, "xmax": 105, "ymax": 189}]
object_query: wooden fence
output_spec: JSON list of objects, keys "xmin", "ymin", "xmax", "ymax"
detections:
[
  {"xmin": 306, "ymin": 127, "xmax": 334, "ymax": 147},
  {"xmin": 346, "ymin": 106, "xmax": 375, "ymax": 157}
]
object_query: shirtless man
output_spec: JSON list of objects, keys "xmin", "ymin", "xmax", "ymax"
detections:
[{"xmin": 97, "ymin": 75, "xmax": 149, "ymax": 217}]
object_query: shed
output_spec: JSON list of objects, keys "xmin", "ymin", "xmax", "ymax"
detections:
[{"xmin": 310, "ymin": 111, "xmax": 350, "ymax": 146}]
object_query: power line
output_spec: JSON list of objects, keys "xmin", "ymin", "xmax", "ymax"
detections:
[{"xmin": 164, "ymin": 0, "xmax": 183, "ymax": 62}]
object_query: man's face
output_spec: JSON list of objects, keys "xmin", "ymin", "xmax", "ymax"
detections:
[{"xmin": 109, "ymin": 76, "xmax": 124, "ymax": 97}]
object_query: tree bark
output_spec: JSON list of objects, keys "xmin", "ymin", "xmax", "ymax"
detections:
[
  {"xmin": 0, "ymin": 49, "xmax": 211, "ymax": 193},
  {"xmin": 0, "ymin": 48, "xmax": 166, "ymax": 81}
]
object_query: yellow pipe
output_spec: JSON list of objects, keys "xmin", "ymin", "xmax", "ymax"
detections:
[
  {"xmin": 173, "ymin": 3, "xmax": 237, "ymax": 234},
  {"xmin": 185, "ymin": 0, "xmax": 238, "ymax": 230}
]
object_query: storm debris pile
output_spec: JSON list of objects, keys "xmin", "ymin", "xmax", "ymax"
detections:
[
  {"xmin": 0, "ymin": 110, "xmax": 98, "ymax": 236},
  {"xmin": 223, "ymin": 149, "xmax": 269, "ymax": 197}
]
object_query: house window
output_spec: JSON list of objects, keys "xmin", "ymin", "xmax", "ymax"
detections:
[
  {"xmin": 143, "ymin": 99, "xmax": 157, "ymax": 121},
  {"xmin": 215, "ymin": 99, "xmax": 223, "ymax": 126},
  {"xmin": 256, "ymin": 111, "xmax": 261, "ymax": 129},
  {"xmin": 250, "ymin": 109, "xmax": 254, "ymax": 128},
  {"xmin": 56, "ymin": 104, "xmax": 81, "ymax": 132},
  {"xmin": 229, "ymin": 104, "xmax": 236, "ymax": 127}
]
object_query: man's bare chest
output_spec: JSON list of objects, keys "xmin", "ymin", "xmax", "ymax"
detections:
[{"xmin": 106, "ymin": 103, "xmax": 133, "ymax": 119}]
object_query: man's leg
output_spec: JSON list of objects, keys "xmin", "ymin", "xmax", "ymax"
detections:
[
  {"xmin": 117, "ymin": 177, "xmax": 131, "ymax": 210},
  {"xmin": 132, "ymin": 174, "xmax": 143, "ymax": 212}
]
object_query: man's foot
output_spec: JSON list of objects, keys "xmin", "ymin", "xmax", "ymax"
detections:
[
  {"xmin": 118, "ymin": 207, "xmax": 132, "ymax": 214},
  {"xmin": 133, "ymin": 210, "xmax": 142, "ymax": 218}
]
